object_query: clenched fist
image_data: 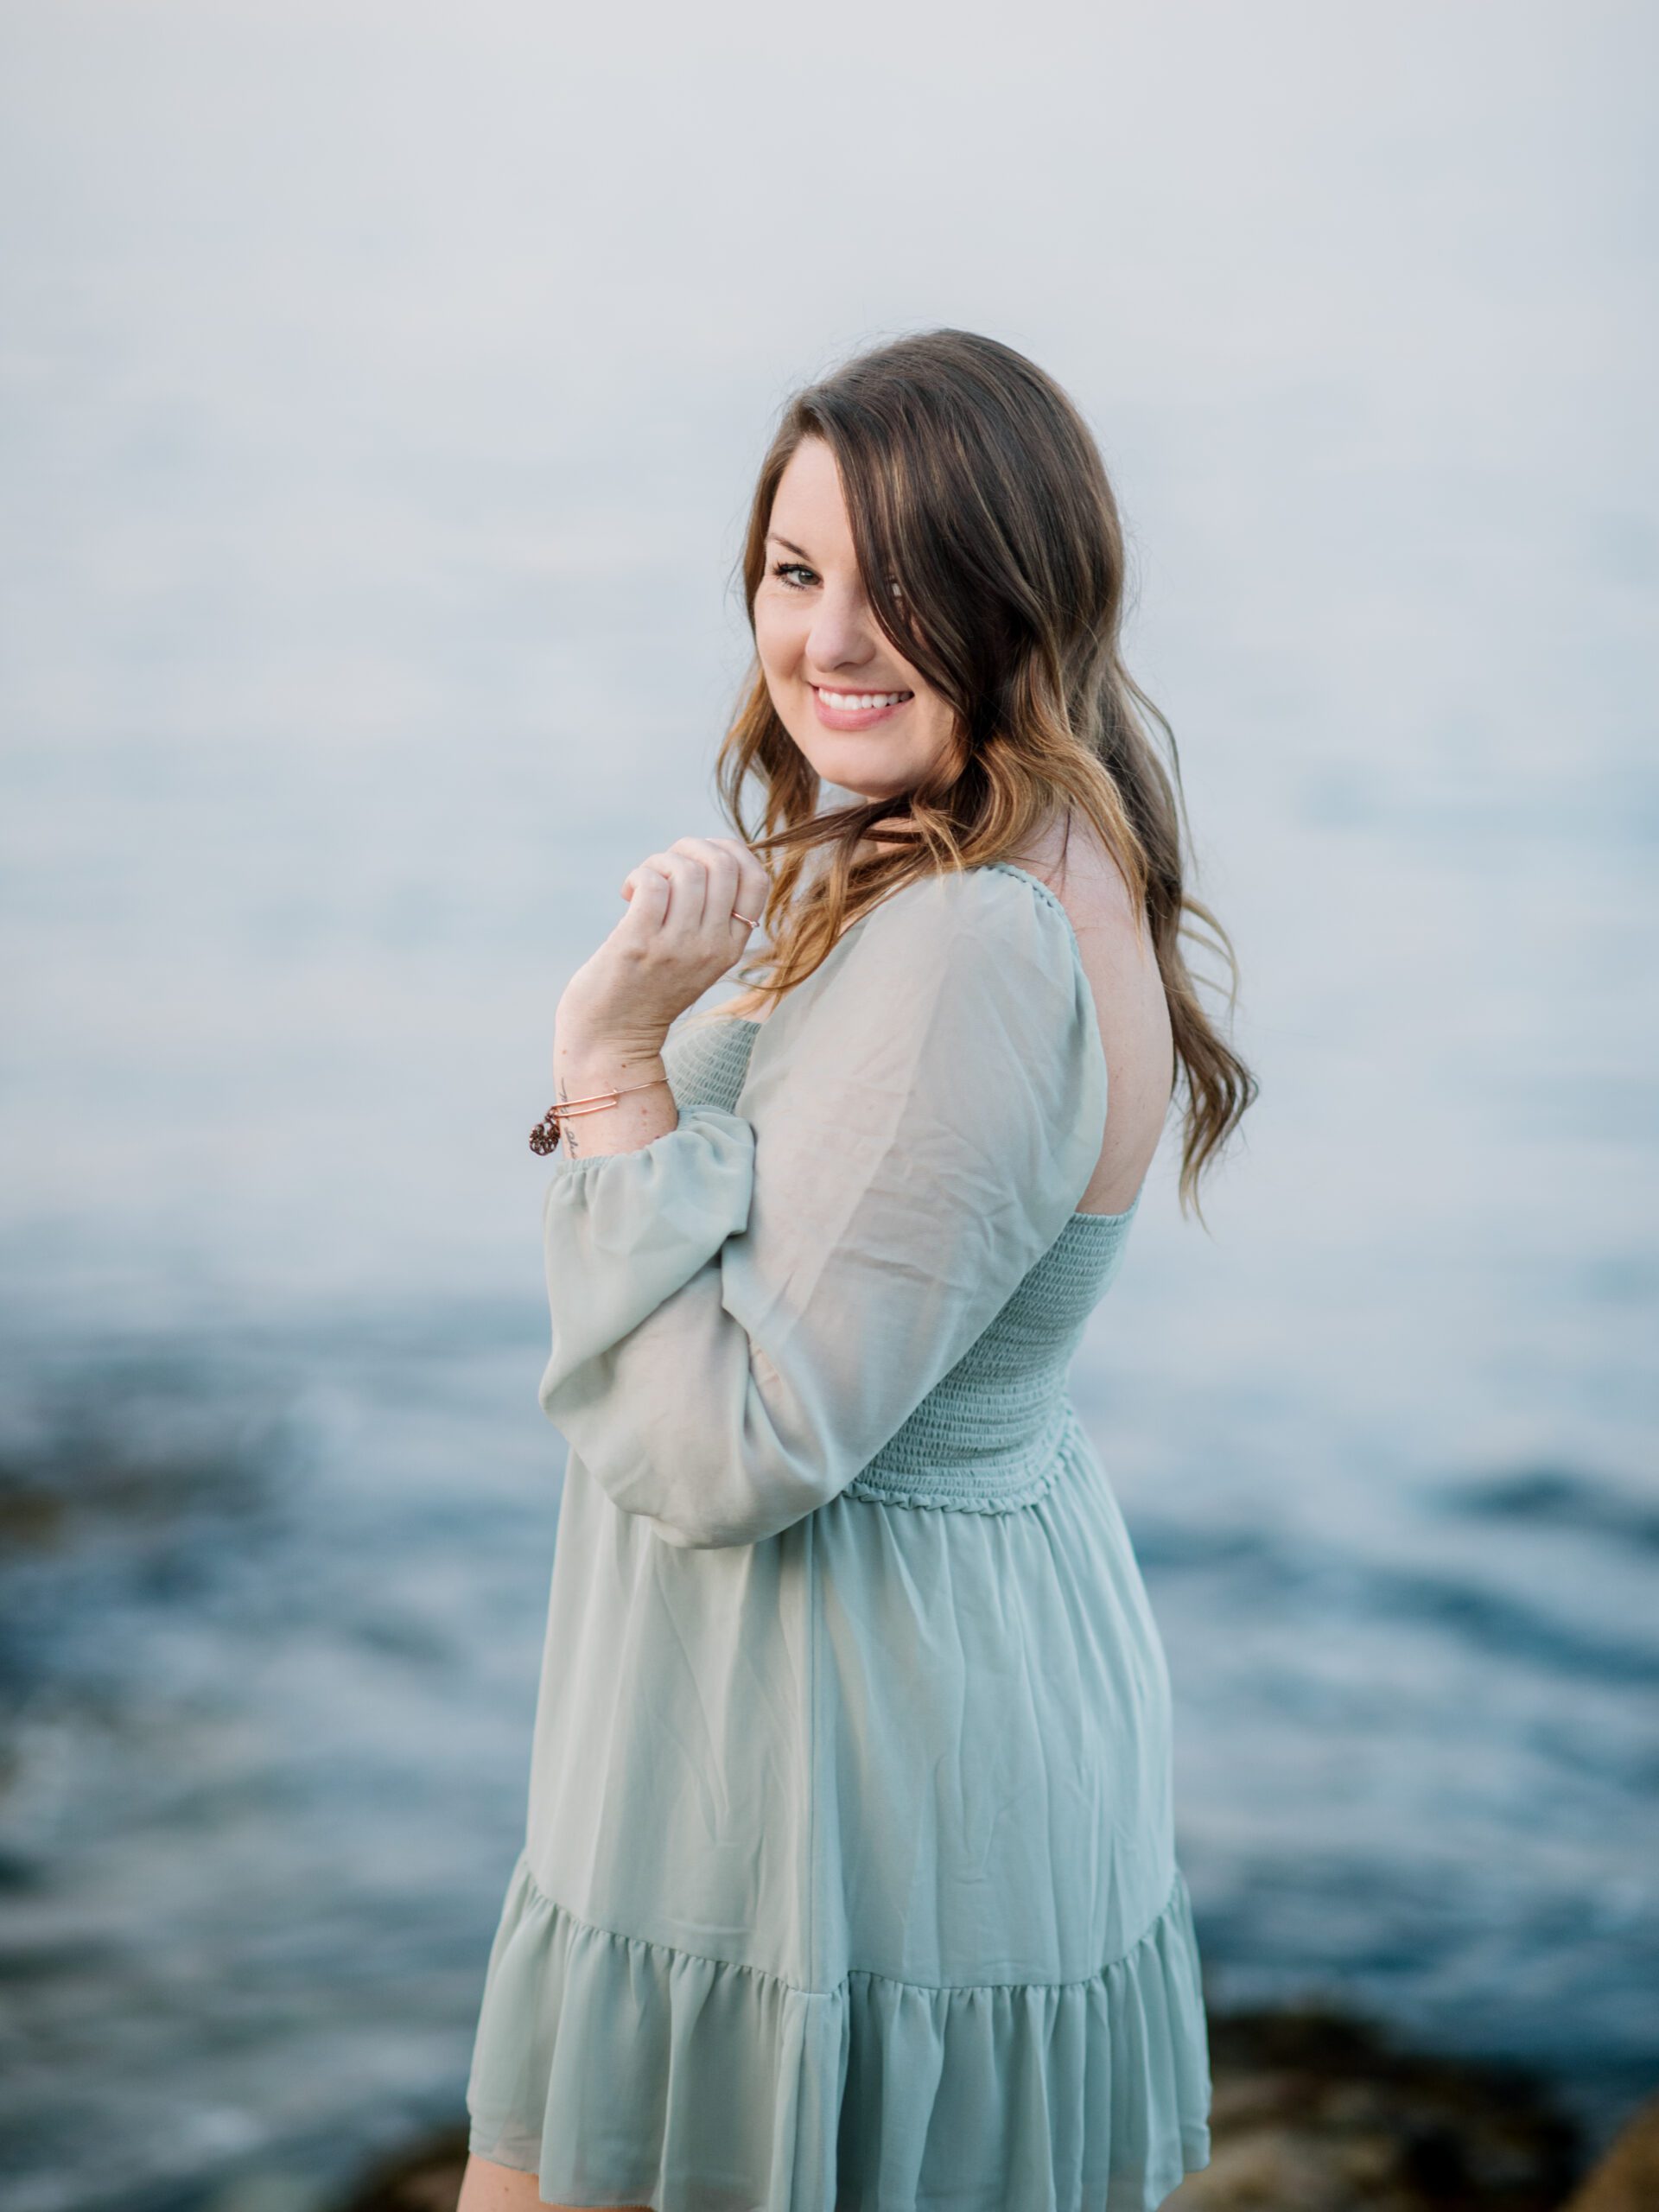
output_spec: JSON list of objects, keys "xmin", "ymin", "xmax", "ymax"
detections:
[{"xmin": 556, "ymin": 836, "xmax": 772, "ymax": 1060}]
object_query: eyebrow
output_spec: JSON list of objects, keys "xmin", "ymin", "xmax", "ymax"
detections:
[{"xmin": 766, "ymin": 533, "xmax": 813, "ymax": 560}]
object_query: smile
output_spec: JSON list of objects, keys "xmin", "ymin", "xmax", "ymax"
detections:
[{"xmin": 812, "ymin": 685, "xmax": 913, "ymax": 729}]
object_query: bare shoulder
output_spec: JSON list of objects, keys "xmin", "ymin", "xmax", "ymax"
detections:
[
  {"xmin": 1005, "ymin": 818, "xmax": 1174, "ymax": 1207},
  {"xmin": 853, "ymin": 839, "xmax": 1128, "ymax": 980},
  {"xmin": 1002, "ymin": 821, "xmax": 1141, "ymax": 948}
]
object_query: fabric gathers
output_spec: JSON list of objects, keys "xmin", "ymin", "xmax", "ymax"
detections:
[{"xmin": 465, "ymin": 861, "xmax": 1214, "ymax": 2211}]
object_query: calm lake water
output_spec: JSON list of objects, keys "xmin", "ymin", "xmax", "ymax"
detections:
[{"xmin": 2, "ymin": 4, "xmax": 1655, "ymax": 2207}]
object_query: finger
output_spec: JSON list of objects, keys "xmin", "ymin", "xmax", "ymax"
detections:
[
  {"xmin": 734, "ymin": 849, "xmax": 772, "ymax": 928},
  {"xmin": 644, "ymin": 849, "xmax": 717, "ymax": 948},
  {"xmin": 667, "ymin": 837, "xmax": 752, "ymax": 932},
  {"xmin": 677, "ymin": 836, "xmax": 770, "ymax": 930},
  {"xmin": 615, "ymin": 862, "xmax": 671, "ymax": 938},
  {"xmin": 664, "ymin": 837, "xmax": 768, "ymax": 938},
  {"xmin": 623, "ymin": 853, "xmax": 691, "ymax": 915}
]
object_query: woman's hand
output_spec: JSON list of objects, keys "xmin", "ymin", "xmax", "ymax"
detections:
[{"xmin": 556, "ymin": 836, "xmax": 772, "ymax": 1058}]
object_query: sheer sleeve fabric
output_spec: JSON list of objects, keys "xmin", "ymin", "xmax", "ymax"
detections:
[{"xmin": 536, "ymin": 865, "xmax": 1108, "ymax": 1549}]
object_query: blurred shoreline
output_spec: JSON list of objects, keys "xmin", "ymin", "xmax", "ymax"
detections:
[{"xmin": 3, "ymin": 1310, "xmax": 1655, "ymax": 2209}]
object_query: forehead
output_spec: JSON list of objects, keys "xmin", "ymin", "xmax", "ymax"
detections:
[{"xmin": 767, "ymin": 437, "xmax": 853, "ymax": 549}]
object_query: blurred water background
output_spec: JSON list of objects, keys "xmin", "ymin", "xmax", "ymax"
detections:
[{"xmin": 1, "ymin": 3, "xmax": 1655, "ymax": 2207}]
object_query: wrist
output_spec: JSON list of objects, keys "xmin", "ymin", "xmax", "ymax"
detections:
[
  {"xmin": 555, "ymin": 996, "xmax": 670, "ymax": 1065},
  {"xmin": 554, "ymin": 1033, "xmax": 667, "ymax": 1088},
  {"xmin": 543, "ymin": 1030, "xmax": 674, "ymax": 1162}
]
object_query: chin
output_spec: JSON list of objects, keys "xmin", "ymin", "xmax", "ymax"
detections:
[{"xmin": 827, "ymin": 767, "xmax": 915, "ymax": 804}]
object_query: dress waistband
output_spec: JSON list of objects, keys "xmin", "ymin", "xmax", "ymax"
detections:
[{"xmin": 841, "ymin": 1398, "xmax": 1084, "ymax": 1514}]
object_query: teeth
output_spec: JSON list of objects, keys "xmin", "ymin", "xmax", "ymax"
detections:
[{"xmin": 820, "ymin": 690, "xmax": 909, "ymax": 710}]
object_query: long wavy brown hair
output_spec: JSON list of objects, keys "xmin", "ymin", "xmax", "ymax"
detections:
[{"xmin": 699, "ymin": 327, "xmax": 1255, "ymax": 1227}]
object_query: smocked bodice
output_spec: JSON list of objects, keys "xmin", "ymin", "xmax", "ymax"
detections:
[{"xmin": 664, "ymin": 1013, "xmax": 1140, "ymax": 1513}]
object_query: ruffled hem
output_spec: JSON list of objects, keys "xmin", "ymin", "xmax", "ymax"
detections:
[{"xmin": 465, "ymin": 1853, "xmax": 1213, "ymax": 2212}]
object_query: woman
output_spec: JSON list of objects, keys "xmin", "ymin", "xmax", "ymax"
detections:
[{"xmin": 461, "ymin": 328, "xmax": 1255, "ymax": 2212}]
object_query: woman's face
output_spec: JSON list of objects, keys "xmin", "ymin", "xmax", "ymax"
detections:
[{"xmin": 753, "ymin": 435, "xmax": 963, "ymax": 802}]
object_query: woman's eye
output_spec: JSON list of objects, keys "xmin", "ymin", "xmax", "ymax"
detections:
[{"xmin": 769, "ymin": 559, "xmax": 905, "ymax": 603}]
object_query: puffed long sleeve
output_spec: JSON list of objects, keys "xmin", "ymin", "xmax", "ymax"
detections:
[{"xmin": 536, "ymin": 864, "xmax": 1108, "ymax": 1549}]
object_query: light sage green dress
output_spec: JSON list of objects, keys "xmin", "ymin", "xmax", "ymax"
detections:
[{"xmin": 465, "ymin": 861, "xmax": 1214, "ymax": 2211}]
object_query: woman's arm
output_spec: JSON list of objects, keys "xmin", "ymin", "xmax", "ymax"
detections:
[{"xmin": 537, "ymin": 864, "xmax": 1108, "ymax": 1549}]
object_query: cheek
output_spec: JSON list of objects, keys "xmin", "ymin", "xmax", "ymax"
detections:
[
  {"xmin": 918, "ymin": 688, "xmax": 954, "ymax": 741},
  {"xmin": 919, "ymin": 693, "xmax": 964, "ymax": 768},
  {"xmin": 753, "ymin": 596, "xmax": 801, "ymax": 673}
]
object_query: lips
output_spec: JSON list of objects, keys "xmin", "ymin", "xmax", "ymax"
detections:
[{"xmin": 811, "ymin": 684, "xmax": 913, "ymax": 731}]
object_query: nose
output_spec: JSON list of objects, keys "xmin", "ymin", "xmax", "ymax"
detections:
[{"xmin": 806, "ymin": 582, "xmax": 880, "ymax": 677}]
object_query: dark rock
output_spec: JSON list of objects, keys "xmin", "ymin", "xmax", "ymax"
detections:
[
  {"xmin": 332, "ymin": 2126, "xmax": 469, "ymax": 2212},
  {"xmin": 1558, "ymin": 2087, "xmax": 1659, "ymax": 2212},
  {"xmin": 1170, "ymin": 2002, "xmax": 1586, "ymax": 2209}
]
